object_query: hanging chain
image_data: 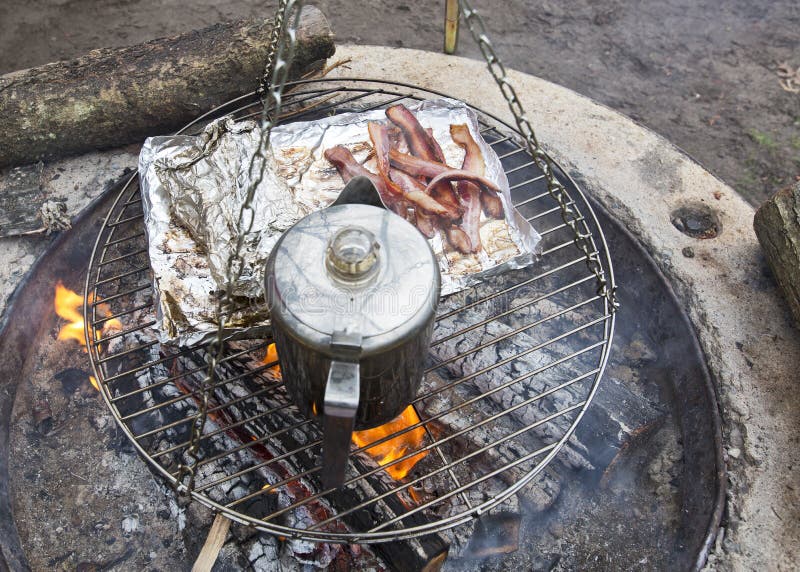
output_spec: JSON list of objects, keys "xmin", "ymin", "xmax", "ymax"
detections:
[
  {"xmin": 175, "ymin": 0, "xmax": 614, "ymax": 494},
  {"xmin": 257, "ymin": 0, "xmax": 293, "ymax": 100},
  {"xmin": 175, "ymin": 0, "xmax": 304, "ymax": 495},
  {"xmin": 459, "ymin": 0, "xmax": 618, "ymax": 312}
]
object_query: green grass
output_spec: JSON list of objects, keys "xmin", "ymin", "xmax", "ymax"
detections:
[{"xmin": 747, "ymin": 129, "xmax": 778, "ymax": 152}]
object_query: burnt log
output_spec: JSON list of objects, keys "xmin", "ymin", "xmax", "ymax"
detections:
[
  {"xmin": 754, "ymin": 181, "xmax": 800, "ymax": 327},
  {"xmin": 166, "ymin": 346, "xmax": 449, "ymax": 572},
  {"xmin": 0, "ymin": 6, "xmax": 335, "ymax": 168}
]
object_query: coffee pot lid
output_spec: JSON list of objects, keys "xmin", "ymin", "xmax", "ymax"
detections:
[{"xmin": 265, "ymin": 204, "xmax": 440, "ymax": 352}]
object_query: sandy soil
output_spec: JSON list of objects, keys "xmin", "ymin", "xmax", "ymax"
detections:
[{"xmin": 0, "ymin": 1, "xmax": 798, "ymax": 207}]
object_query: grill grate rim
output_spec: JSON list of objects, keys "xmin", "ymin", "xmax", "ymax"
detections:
[{"xmin": 84, "ymin": 78, "xmax": 616, "ymax": 543}]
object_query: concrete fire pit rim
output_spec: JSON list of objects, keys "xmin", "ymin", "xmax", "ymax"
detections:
[{"xmin": 325, "ymin": 44, "xmax": 800, "ymax": 570}]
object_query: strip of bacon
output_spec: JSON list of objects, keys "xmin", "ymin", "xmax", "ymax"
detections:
[
  {"xmin": 424, "ymin": 127, "xmax": 447, "ymax": 163},
  {"xmin": 324, "ymin": 145, "xmax": 401, "ymax": 210},
  {"xmin": 385, "ymin": 105, "xmax": 442, "ymax": 160},
  {"xmin": 366, "ymin": 122, "xmax": 413, "ymax": 220},
  {"xmin": 324, "ymin": 145, "xmax": 452, "ymax": 219},
  {"xmin": 423, "ymin": 169, "xmax": 502, "ymax": 198},
  {"xmin": 388, "ymin": 129, "xmax": 440, "ymax": 238},
  {"xmin": 389, "ymin": 149, "xmax": 449, "ymax": 179},
  {"xmin": 419, "ymin": 127, "xmax": 475, "ymax": 250},
  {"xmin": 449, "ymin": 124, "xmax": 484, "ymax": 176},
  {"xmin": 390, "ymin": 149, "xmax": 502, "ymax": 198},
  {"xmin": 367, "ymin": 122, "xmax": 392, "ymax": 177},
  {"xmin": 367, "ymin": 122, "xmax": 461, "ymax": 220},
  {"xmin": 385, "ymin": 105, "xmax": 462, "ymax": 216},
  {"xmin": 480, "ymin": 191, "xmax": 504, "ymax": 219},
  {"xmin": 449, "ymin": 124, "xmax": 484, "ymax": 252},
  {"xmin": 444, "ymin": 225, "xmax": 473, "ymax": 254},
  {"xmin": 389, "ymin": 170, "xmax": 438, "ymax": 237}
]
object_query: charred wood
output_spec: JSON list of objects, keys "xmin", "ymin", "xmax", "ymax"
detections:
[{"xmin": 169, "ymin": 347, "xmax": 449, "ymax": 572}]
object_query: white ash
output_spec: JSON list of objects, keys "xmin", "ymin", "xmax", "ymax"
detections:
[
  {"xmin": 431, "ymin": 283, "xmax": 601, "ymax": 471},
  {"xmin": 39, "ymin": 199, "xmax": 72, "ymax": 234},
  {"xmin": 121, "ymin": 513, "xmax": 140, "ymax": 534}
]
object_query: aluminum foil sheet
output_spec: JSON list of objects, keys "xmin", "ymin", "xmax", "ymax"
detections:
[{"xmin": 140, "ymin": 98, "xmax": 541, "ymax": 345}]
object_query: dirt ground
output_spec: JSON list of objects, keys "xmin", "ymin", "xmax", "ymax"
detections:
[{"xmin": 0, "ymin": 0, "xmax": 798, "ymax": 206}]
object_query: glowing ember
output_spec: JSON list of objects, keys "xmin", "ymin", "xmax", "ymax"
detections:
[
  {"xmin": 407, "ymin": 485, "xmax": 423, "ymax": 505},
  {"xmin": 352, "ymin": 405, "xmax": 429, "ymax": 480},
  {"xmin": 88, "ymin": 376, "xmax": 100, "ymax": 391},
  {"xmin": 54, "ymin": 282, "xmax": 121, "ymax": 350},
  {"xmin": 261, "ymin": 343, "xmax": 281, "ymax": 375}
]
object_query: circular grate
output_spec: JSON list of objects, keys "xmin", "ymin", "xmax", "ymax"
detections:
[{"xmin": 84, "ymin": 78, "xmax": 616, "ymax": 543}]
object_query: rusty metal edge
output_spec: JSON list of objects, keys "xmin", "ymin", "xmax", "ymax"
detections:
[
  {"xmin": 0, "ymin": 173, "xmax": 128, "ymax": 572},
  {"xmin": 584, "ymin": 192, "xmax": 727, "ymax": 571}
]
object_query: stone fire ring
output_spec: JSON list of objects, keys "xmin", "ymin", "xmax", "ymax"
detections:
[
  {"xmin": 0, "ymin": 45, "xmax": 797, "ymax": 569},
  {"xmin": 326, "ymin": 46, "xmax": 800, "ymax": 570}
]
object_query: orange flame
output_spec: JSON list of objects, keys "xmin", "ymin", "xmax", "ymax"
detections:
[
  {"xmin": 261, "ymin": 343, "xmax": 281, "ymax": 375},
  {"xmin": 260, "ymin": 343, "xmax": 426, "ymax": 480},
  {"xmin": 352, "ymin": 406, "xmax": 429, "ymax": 480},
  {"xmin": 55, "ymin": 282, "xmax": 121, "ymax": 392},
  {"xmin": 54, "ymin": 282, "xmax": 122, "ymax": 351}
]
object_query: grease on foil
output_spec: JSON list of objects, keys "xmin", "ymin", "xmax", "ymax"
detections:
[{"xmin": 139, "ymin": 99, "xmax": 541, "ymax": 345}]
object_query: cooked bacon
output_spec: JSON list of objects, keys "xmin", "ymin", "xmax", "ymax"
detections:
[
  {"xmin": 367, "ymin": 122, "xmax": 392, "ymax": 177},
  {"xmin": 389, "ymin": 170, "xmax": 439, "ymax": 237},
  {"xmin": 368, "ymin": 122, "xmax": 459, "ymax": 220},
  {"xmin": 324, "ymin": 145, "xmax": 400, "ymax": 208},
  {"xmin": 385, "ymin": 105, "xmax": 441, "ymax": 160},
  {"xmin": 480, "ymin": 192, "xmax": 505, "ymax": 219},
  {"xmin": 423, "ymin": 169, "xmax": 501, "ymax": 198},
  {"xmin": 389, "ymin": 148, "xmax": 447, "ymax": 178},
  {"xmin": 325, "ymin": 145, "xmax": 452, "ymax": 219},
  {"xmin": 449, "ymin": 124, "xmax": 483, "ymax": 174},
  {"xmin": 425, "ymin": 127, "xmax": 447, "ymax": 163},
  {"xmin": 386, "ymin": 105, "xmax": 462, "ymax": 216},
  {"xmin": 450, "ymin": 124, "xmax": 484, "ymax": 252},
  {"xmin": 389, "ymin": 149, "xmax": 502, "ymax": 201},
  {"xmin": 445, "ymin": 225, "xmax": 473, "ymax": 254},
  {"xmin": 387, "ymin": 128, "xmax": 439, "ymax": 237}
]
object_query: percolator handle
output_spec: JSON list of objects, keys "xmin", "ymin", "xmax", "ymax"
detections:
[{"xmin": 321, "ymin": 360, "xmax": 360, "ymax": 489}]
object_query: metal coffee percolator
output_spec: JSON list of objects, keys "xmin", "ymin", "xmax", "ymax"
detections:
[{"xmin": 264, "ymin": 181, "xmax": 440, "ymax": 488}]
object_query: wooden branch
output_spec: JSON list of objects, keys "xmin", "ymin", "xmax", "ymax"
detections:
[
  {"xmin": 0, "ymin": 7, "xmax": 335, "ymax": 168},
  {"xmin": 754, "ymin": 181, "xmax": 800, "ymax": 327},
  {"xmin": 192, "ymin": 513, "xmax": 231, "ymax": 572}
]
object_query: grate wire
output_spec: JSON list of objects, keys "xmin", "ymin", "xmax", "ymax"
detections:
[{"xmin": 84, "ymin": 79, "xmax": 616, "ymax": 543}]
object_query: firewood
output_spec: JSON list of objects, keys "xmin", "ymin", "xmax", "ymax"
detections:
[
  {"xmin": 754, "ymin": 181, "xmax": 800, "ymax": 327},
  {"xmin": 0, "ymin": 6, "xmax": 335, "ymax": 169},
  {"xmin": 165, "ymin": 347, "xmax": 449, "ymax": 572}
]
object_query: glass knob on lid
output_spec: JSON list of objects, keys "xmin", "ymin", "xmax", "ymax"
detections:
[{"xmin": 325, "ymin": 226, "xmax": 380, "ymax": 282}]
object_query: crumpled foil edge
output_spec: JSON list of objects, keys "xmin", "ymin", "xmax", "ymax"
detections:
[{"xmin": 139, "ymin": 98, "xmax": 541, "ymax": 346}]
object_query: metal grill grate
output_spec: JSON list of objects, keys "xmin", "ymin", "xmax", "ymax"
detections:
[{"xmin": 84, "ymin": 78, "xmax": 616, "ymax": 543}]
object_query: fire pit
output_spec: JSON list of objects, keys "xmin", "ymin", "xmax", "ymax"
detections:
[{"xmin": 0, "ymin": 68, "xmax": 727, "ymax": 570}]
